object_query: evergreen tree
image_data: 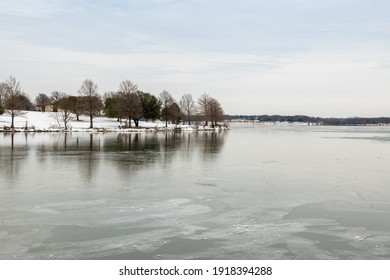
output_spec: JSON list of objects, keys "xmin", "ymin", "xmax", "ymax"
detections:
[{"xmin": 139, "ymin": 91, "xmax": 161, "ymax": 121}]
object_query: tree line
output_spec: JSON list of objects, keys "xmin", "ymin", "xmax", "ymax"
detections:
[
  {"xmin": 226, "ymin": 115, "xmax": 390, "ymax": 125},
  {"xmin": 0, "ymin": 76, "xmax": 225, "ymax": 129}
]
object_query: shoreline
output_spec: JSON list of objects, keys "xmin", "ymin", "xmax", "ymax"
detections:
[
  {"xmin": 0, "ymin": 125, "xmax": 229, "ymax": 133},
  {"xmin": 0, "ymin": 111, "xmax": 229, "ymax": 133}
]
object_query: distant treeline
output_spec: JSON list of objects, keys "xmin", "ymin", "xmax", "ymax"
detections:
[{"xmin": 226, "ymin": 115, "xmax": 390, "ymax": 125}]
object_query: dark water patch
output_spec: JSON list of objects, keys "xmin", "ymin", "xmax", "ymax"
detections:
[
  {"xmin": 196, "ymin": 182, "xmax": 218, "ymax": 187},
  {"xmin": 285, "ymin": 201, "xmax": 390, "ymax": 232},
  {"xmin": 155, "ymin": 236, "xmax": 220, "ymax": 255},
  {"xmin": 323, "ymin": 136, "xmax": 390, "ymax": 143},
  {"xmin": 308, "ymin": 224, "xmax": 344, "ymax": 232},
  {"xmin": 270, "ymin": 242, "xmax": 290, "ymax": 249},
  {"xmin": 28, "ymin": 245, "xmax": 52, "ymax": 253},
  {"xmin": 293, "ymin": 232, "xmax": 360, "ymax": 253}
]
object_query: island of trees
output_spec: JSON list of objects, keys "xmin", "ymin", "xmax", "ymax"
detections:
[{"xmin": 0, "ymin": 76, "xmax": 225, "ymax": 130}]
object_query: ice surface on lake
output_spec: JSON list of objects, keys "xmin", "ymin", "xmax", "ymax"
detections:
[{"xmin": 1, "ymin": 126, "xmax": 390, "ymax": 259}]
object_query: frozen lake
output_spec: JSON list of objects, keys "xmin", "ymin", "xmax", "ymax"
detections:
[{"xmin": 1, "ymin": 125, "xmax": 390, "ymax": 259}]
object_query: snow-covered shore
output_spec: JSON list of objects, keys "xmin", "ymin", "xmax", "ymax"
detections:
[{"xmin": 0, "ymin": 111, "xmax": 228, "ymax": 133}]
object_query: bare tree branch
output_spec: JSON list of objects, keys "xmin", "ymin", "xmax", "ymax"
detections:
[
  {"xmin": 52, "ymin": 96, "xmax": 75, "ymax": 130},
  {"xmin": 159, "ymin": 90, "xmax": 174, "ymax": 128},
  {"xmin": 197, "ymin": 93, "xmax": 210, "ymax": 126},
  {"xmin": 116, "ymin": 80, "xmax": 143, "ymax": 127},
  {"xmin": 179, "ymin": 93, "xmax": 196, "ymax": 125},
  {"xmin": 3, "ymin": 76, "xmax": 29, "ymax": 129},
  {"xmin": 78, "ymin": 79, "xmax": 103, "ymax": 128}
]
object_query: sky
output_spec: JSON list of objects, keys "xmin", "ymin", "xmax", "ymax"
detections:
[{"xmin": 0, "ymin": 0, "xmax": 390, "ymax": 117}]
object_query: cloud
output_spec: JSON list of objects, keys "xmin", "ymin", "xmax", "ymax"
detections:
[{"xmin": 1, "ymin": 38, "xmax": 389, "ymax": 103}]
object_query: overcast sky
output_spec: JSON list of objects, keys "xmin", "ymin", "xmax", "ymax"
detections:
[{"xmin": 1, "ymin": 0, "xmax": 390, "ymax": 117}]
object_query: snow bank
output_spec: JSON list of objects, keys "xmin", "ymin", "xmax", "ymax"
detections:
[{"xmin": 0, "ymin": 111, "xmax": 228, "ymax": 132}]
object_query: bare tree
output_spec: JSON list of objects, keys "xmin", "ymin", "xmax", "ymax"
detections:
[
  {"xmin": 159, "ymin": 90, "xmax": 174, "ymax": 128},
  {"xmin": 118, "ymin": 80, "xmax": 138, "ymax": 95},
  {"xmin": 68, "ymin": 96, "xmax": 85, "ymax": 121},
  {"xmin": 197, "ymin": 93, "xmax": 210, "ymax": 126},
  {"xmin": 0, "ymin": 82, "xmax": 6, "ymax": 115},
  {"xmin": 117, "ymin": 80, "xmax": 143, "ymax": 127},
  {"xmin": 50, "ymin": 91, "xmax": 66, "ymax": 112},
  {"xmin": 3, "ymin": 76, "xmax": 29, "ymax": 129},
  {"xmin": 208, "ymin": 97, "xmax": 225, "ymax": 127},
  {"xmin": 0, "ymin": 82, "xmax": 6, "ymax": 104},
  {"xmin": 161, "ymin": 102, "xmax": 181, "ymax": 125},
  {"xmin": 35, "ymin": 93, "xmax": 51, "ymax": 112},
  {"xmin": 78, "ymin": 79, "xmax": 103, "ymax": 128},
  {"xmin": 118, "ymin": 93, "xmax": 143, "ymax": 127},
  {"xmin": 52, "ymin": 95, "xmax": 74, "ymax": 130},
  {"xmin": 179, "ymin": 93, "xmax": 196, "ymax": 125}
]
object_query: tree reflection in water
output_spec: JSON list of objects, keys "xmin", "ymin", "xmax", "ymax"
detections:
[{"xmin": 0, "ymin": 131, "xmax": 228, "ymax": 185}]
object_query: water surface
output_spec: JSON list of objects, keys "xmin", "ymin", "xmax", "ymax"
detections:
[{"xmin": 1, "ymin": 126, "xmax": 390, "ymax": 259}]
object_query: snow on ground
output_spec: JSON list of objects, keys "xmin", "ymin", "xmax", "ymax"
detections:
[{"xmin": 0, "ymin": 111, "xmax": 222, "ymax": 132}]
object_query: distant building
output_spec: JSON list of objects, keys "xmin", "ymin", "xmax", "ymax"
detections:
[{"xmin": 37, "ymin": 104, "xmax": 53, "ymax": 112}]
